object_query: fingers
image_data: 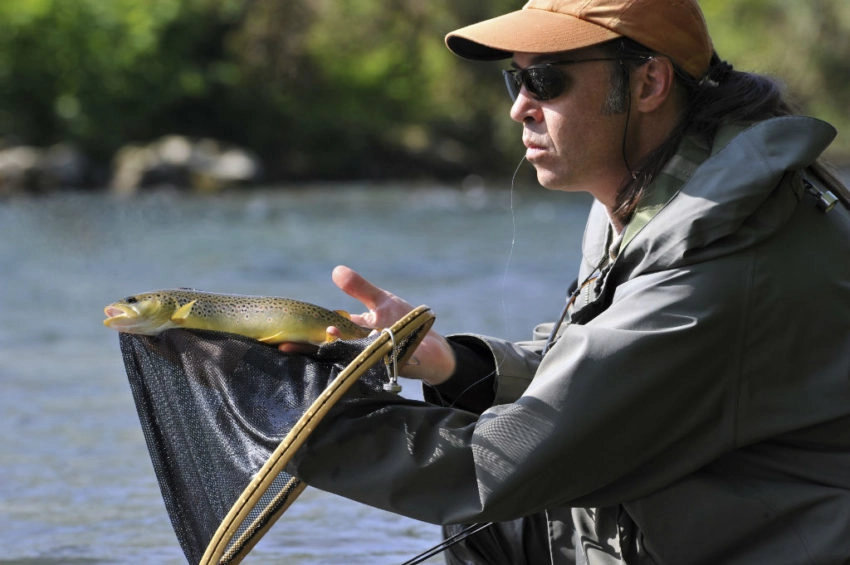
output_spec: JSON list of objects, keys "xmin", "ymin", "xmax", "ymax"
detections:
[
  {"xmin": 332, "ymin": 265, "xmax": 385, "ymax": 311},
  {"xmin": 276, "ymin": 326, "xmax": 358, "ymax": 355},
  {"xmin": 277, "ymin": 342, "xmax": 319, "ymax": 355},
  {"xmin": 326, "ymin": 325, "xmax": 343, "ymax": 340},
  {"xmin": 332, "ymin": 265, "xmax": 423, "ymax": 335},
  {"xmin": 280, "ymin": 267, "xmax": 456, "ymax": 384},
  {"xmin": 276, "ymin": 268, "xmax": 399, "ymax": 356}
]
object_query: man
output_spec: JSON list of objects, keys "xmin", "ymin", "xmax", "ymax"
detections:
[{"xmin": 286, "ymin": 1, "xmax": 850, "ymax": 563}]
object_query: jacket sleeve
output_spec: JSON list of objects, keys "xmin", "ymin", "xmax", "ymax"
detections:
[
  {"xmin": 287, "ymin": 262, "xmax": 746, "ymax": 525},
  {"xmin": 423, "ymin": 333, "xmax": 545, "ymax": 412}
]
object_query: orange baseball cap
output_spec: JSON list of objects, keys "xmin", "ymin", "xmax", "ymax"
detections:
[{"xmin": 445, "ymin": 0, "xmax": 713, "ymax": 80}]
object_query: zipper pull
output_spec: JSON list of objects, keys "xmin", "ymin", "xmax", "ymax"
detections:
[{"xmin": 803, "ymin": 179, "xmax": 838, "ymax": 212}]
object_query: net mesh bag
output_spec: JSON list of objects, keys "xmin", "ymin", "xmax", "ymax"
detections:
[{"xmin": 118, "ymin": 306, "xmax": 433, "ymax": 564}]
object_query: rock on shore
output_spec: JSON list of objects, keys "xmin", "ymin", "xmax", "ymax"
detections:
[
  {"xmin": 110, "ymin": 135, "xmax": 261, "ymax": 195},
  {"xmin": 0, "ymin": 135, "xmax": 261, "ymax": 196},
  {"xmin": 0, "ymin": 143, "xmax": 88, "ymax": 196}
]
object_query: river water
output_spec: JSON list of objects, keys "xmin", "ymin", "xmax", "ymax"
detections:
[{"xmin": 0, "ymin": 181, "xmax": 589, "ymax": 564}]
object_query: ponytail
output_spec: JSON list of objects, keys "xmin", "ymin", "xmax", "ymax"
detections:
[
  {"xmin": 684, "ymin": 53, "xmax": 849, "ymax": 209},
  {"xmin": 607, "ymin": 40, "xmax": 849, "ymax": 222},
  {"xmin": 684, "ymin": 53, "xmax": 794, "ymax": 140}
]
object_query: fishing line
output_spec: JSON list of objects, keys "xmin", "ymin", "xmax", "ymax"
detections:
[
  {"xmin": 444, "ymin": 160, "xmax": 528, "ymax": 409},
  {"xmin": 444, "ymin": 369, "xmax": 498, "ymax": 409},
  {"xmin": 504, "ymin": 155, "xmax": 528, "ymax": 276},
  {"xmin": 498, "ymin": 155, "xmax": 529, "ymax": 335},
  {"xmin": 401, "ymin": 158, "xmax": 527, "ymax": 564}
]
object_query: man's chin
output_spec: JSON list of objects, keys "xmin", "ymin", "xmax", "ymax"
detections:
[{"xmin": 535, "ymin": 171, "xmax": 572, "ymax": 192}]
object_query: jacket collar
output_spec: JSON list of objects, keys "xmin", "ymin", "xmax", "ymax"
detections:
[{"xmin": 582, "ymin": 116, "xmax": 836, "ymax": 273}]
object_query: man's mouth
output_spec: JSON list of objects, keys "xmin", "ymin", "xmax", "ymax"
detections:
[{"xmin": 523, "ymin": 140, "xmax": 548, "ymax": 160}]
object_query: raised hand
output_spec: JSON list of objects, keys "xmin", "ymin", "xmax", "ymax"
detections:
[{"xmin": 330, "ymin": 265, "xmax": 456, "ymax": 385}]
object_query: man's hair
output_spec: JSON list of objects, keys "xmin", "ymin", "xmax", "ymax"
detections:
[{"xmin": 598, "ymin": 38, "xmax": 849, "ymax": 222}]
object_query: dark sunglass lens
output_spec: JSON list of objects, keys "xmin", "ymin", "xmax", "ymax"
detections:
[
  {"xmin": 502, "ymin": 66, "xmax": 566, "ymax": 102},
  {"xmin": 502, "ymin": 70, "xmax": 522, "ymax": 101},
  {"xmin": 525, "ymin": 67, "xmax": 564, "ymax": 101}
]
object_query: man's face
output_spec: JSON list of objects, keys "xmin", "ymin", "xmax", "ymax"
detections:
[{"xmin": 510, "ymin": 49, "xmax": 632, "ymax": 203}]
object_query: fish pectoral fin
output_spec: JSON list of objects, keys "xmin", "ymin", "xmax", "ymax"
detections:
[
  {"xmin": 171, "ymin": 300, "xmax": 197, "ymax": 324},
  {"xmin": 260, "ymin": 330, "xmax": 334, "ymax": 345},
  {"xmin": 258, "ymin": 331, "xmax": 306, "ymax": 344},
  {"xmin": 257, "ymin": 333, "xmax": 283, "ymax": 344},
  {"xmin": 334, "ymin": 310, "xmax": 352, "ymax": 320}
]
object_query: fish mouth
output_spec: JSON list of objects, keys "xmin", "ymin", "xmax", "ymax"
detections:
[{"xmin": 103, "ymin": 304, "xmax": 137, "ymax": 327}]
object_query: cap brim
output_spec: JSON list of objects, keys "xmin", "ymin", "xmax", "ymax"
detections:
[{"xmin": 445, "ymin": 8, "xmax": 622, "ymax": 61}]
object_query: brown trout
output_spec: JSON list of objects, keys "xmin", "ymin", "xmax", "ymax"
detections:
[{"xmin": 103, "ymin": 289, "xmax": 371, "ymax": 344}]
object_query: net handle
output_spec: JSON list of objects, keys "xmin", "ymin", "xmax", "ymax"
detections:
[{"xmin": 200, "ymin": 305, "xmax": 435, "ymax": 565}]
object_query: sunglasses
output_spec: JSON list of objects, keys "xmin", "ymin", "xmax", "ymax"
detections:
[{"xmin": 502, "ymin": 56, "xmax": 652, "ymax": 102}]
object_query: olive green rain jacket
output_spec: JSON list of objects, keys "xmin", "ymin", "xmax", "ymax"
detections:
[{"xmin": 289, "ymin": 116, "xmax": 850, "ymax": 565}]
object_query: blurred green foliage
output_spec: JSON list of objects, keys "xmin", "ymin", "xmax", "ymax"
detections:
[
  {"xmin": 701, "ymin": 0, "xmax": 850, "ymax": 146},
  {"xmin": 0, "ymin": 0, "xmax": 846, "ymax": 184}
]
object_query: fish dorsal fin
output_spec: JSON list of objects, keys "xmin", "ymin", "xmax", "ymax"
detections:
[
  {"xmin": 172, "ymin": 300, "xmax": 198, "ymax": 324},
  {"xmin": 334, "ymin": 310, "xmax": 351, "ymax": 320}
]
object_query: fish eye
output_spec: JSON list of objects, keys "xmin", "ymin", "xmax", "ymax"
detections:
[{"xmin": 125, "ymin": 296, "xmax": 138, "ymax": 304}]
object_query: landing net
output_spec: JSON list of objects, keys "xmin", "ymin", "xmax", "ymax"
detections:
[{"xmin": 118, "ymin": 306, "xmax": 433, "ymax": 564}]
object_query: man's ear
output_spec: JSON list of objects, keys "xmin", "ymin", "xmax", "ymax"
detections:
[{"xmin": 632, "ymin": 56, "xmax": 677, "ymax": 113}]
